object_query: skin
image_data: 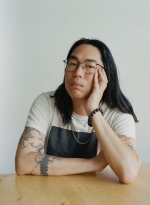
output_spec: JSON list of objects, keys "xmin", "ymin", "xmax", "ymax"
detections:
[
  {"xmin": 15, "ymin": 44, "xmax": 141, "ymax": 183},
  {"xmin": 65, "ymin": 44, "xmax": 104, "ymax": 110},
  {"xmin": 65, "ymin": 44, "xmax": 141, "ymax": 183}
]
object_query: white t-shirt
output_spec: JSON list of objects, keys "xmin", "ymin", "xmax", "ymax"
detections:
[{"xmin": 26, "ymin": 91, "xmax": 136, "ymax": 157}]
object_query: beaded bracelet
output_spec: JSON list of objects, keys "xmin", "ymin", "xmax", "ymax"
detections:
[{"xmin": 88, "ymin": 107, "xmax": 103, "ymax": 127}]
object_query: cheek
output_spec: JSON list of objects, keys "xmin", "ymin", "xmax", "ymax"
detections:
[
  {"xmin": 65, "ymin": 71, "xmax": 71, "ymax": 81},
  {"xmin": 84, "ymin": 76, "xmax": 94, "ymax": 96},
  {"xmin": 86, "ymin": 76, "xmax": 93, "ymax": 88}
]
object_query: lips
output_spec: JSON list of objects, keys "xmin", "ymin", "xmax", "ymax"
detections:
[{"xmin": 71, "ymin": 81, "xmax": 83, "ymax": 87}]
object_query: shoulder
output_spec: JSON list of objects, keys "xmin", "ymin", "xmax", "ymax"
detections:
[
  {"xmin": 34, "ymin": 90, "xmax": 55, "ymax": 102},
  {"xmin": 32, "ymin": 91, "xmax": 55, "ymax": 109},
  {"xmin": 25, "ymin": 91, "xmax": 56, "ymax": 136}
]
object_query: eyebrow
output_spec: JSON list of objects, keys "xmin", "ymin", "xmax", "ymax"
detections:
[{"xmin": 69, "ymin": 55, "xmax": 98, "ymax": 63}]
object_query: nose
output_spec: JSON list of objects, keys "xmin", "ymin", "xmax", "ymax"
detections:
[{"xmin": 73, "ymin": 63, "xmax": 84, "ymax": 77}]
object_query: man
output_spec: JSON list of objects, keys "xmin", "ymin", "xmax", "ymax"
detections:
[{"xmin": 15, "ymin": 38, "xmax": 141, "ymax": 183}]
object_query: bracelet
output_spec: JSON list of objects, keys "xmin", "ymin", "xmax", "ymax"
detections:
[{"xmin": 88, "ymin": 107, "xmax": 103, "ymax": 127}]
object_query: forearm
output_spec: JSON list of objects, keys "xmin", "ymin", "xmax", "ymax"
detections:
[
  {"xmin": 92, "ymin": 112, "xmax": 141, "ymax": 183},
  {"xmin": 15, "ymin": 152, "xmax": 101, "ymax": 176},
  {"xmin": 16, "ymin": 127, "xmax": 107, "ymax": 176}
]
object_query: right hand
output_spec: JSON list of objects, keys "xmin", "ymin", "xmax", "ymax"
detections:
[
  {"xmin": 91, "ymin": 150, "xmax": 108, "ymax": 172},
  {"xmin": 84, "ymin": 68, "xmax": 108, "ymax": 116}
]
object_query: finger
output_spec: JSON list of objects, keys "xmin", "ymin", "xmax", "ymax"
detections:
[
  {"xmin": 119, "ymin": 136, "xmax": 132, "ymax": 141},
  {"xmin": 99, "ymin": 68, "xmax": 107, "ymax": 82},
  {"xmin": 101, "ymin": 68, "xmax": 108, "ymax": 83},
  {"xmin": 93, "ymin": 72, "xmax": 99, "ymax": 89},
  {"xmin": 96, "ymin": 68, "xmax": 103, "ymax": 83},
  {"xmin": 122, "ymin": 140, "xmax": 132, "ymax": 145},
  {"xmin": 98, "ymin": 69, "xmax": 108, "ymax": 89},
  {"xmin": 119, "ymin": 136, "xmax": 132, "ymax": 144}
]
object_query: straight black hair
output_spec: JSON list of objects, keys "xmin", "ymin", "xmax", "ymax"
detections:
[{"xmin": 51, "ymin": 38, "xmax": 138, "ymax": 124}]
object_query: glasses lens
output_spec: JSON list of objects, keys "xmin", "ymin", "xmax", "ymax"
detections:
[
  {"xmin": 66, "ymin": 59, "xmax": 77, "ymax": 71},
  {"xmin": 84, "ymin": 61, "xmax": 97, "ymax": 74},
  {"xmin": 64, "ymin": 59, "xmax": 97, "ymax": 74}
]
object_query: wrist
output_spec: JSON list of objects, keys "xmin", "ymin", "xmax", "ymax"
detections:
[
  {"xmin": 88, "ymin": 158, "xmax": 99, "ymax": 172},
  {"xmin": 91, "ymin": 152, "xmax": 108, "ymax": 172},
  {"xmin": 85, "ymin": 107, "xmax": 97, "ymax": 116},
  {"xmin": 88, "ymin": 107, "xmax": 103, "ymax": 127}
]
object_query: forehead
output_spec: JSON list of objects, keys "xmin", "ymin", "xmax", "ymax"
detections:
[{"xmin": 71, "ymin": 44, "xmax": 102, "ymax": 62}]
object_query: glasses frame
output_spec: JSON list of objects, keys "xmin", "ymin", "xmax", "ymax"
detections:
[{"xmin": 63, "ymin": 59, "xmax": 104, "ymax": 74}]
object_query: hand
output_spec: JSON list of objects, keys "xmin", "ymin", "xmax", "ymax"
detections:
[
  {"xmin": 119, "ymin": 136, "xmax": 133, "ymax": 145},
  {"xmin": 91, "ymin": 150, "xmax": 108, "ymax": 172},
  {"xmin": 84, "ymin": 68, "xmax": 108, "ymax": 116}
]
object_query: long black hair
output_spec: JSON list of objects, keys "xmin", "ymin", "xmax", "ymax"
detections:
[{"xmin": 51, "ymin": 38, "xmax": 138, "ymax": 124}]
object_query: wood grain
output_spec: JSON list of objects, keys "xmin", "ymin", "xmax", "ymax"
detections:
[{"xmin": 0, "ymin": 164, "xmax": 150, "ymax": 205}]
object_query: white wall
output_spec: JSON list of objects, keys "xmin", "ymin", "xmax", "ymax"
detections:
[{"xmin": 0, "ymin": 0, "xmax": 150, "ymax": 174}]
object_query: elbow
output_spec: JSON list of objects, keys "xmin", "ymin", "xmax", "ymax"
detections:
[
  {"xmin": 15, "ymin": 166, "xmax": 26, "ymax": 175},
  {"xmin": 119, "ymin": 172, "xmax": 138, "ymax": 184},
  {"xmin": 15, "ymin": 156, "xmax": 27, "ymax": 175},
  {"xmin": 119, "ymin": 156, "xmax": 141, "ymax": 184},
  {"xmin": 119, "ymin": 163, "xmax": 141, "ymax": 184}
]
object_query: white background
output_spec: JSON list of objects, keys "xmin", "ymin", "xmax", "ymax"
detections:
[{"xmin": 0, "ymin": 0, "xmax": 150, "ymax": 174}]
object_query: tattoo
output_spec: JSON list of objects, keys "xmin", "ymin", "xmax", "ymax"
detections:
[
  {"xmin": 30, "ymin": 154, "xmax": 62, "ymax": 175},
  {"xmin": 128, "ymin": 144, "xmax": 136, "ymax": 151},
  {"xmin": 29, "ymin": 143, "xmax": 44, "ymax": 153},
  {"xmin": 19, "ymin": 129, "xmax": 34, "ymax": 148},
  {"xmin": 19, "ymin": 127, "xmax": 44, "ymax": 152}
]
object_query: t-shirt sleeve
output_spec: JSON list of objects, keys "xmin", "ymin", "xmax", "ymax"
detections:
[
  {"xmin": 25, "ymin": 93, "xmax": 52, "ymax": 136},
  {"xmin": 110, "ymin": 112, "xmax": 136, "ymax": 139},
  {"xmin": 97, "ymin": 109, "xmax": 136, "ymax": 154}
]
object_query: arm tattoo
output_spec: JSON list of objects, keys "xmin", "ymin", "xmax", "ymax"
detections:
[
  {"xmin": 19, "ymin": 129, "xmax": 34, "ymax": 148},
  {"xmin": 19, "ymin": 127, "xmax": 44, "ymax": 152},
  {"xmin": 29, "ymin": 143, "xmax": 44, "ymax": 153},
  {"xmin": 128, "ymin": 145, "xmax": 133, "ymax": 149},
  {"xmin": 30, "ymin": 154, "xmax": 62, "ymax": 175},
  {"xmin": 128, "ymin": 144, "xmax": 136, "ymax": 151}
]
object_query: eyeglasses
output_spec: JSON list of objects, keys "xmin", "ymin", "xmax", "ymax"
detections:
[{"xmin": 63, "ymin": 59, "xmax": 104, "ymax": 74}]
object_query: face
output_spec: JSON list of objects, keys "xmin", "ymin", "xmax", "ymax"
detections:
[{"xmin": 65, "ymin": 44, "xmax": 104, "ymax": 101}]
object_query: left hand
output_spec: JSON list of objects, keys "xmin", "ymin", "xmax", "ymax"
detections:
[
  {"xmin": 84, "ymin": 68, "xmax": 108, "ymax": 116},
  {"xmin": 119, "ymin": 135, "xmax": 133, "ymax": 145}
]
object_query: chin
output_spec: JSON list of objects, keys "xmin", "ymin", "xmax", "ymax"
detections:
[
  {"xmin": 69, "ymin": 90, "xmax": 90, "ymax": 101},
  {"xmin": 66, "ymin": 85, "xmax": 91, "ymax": 100},
  {"xmin": 70, "ymin": 93, "xmax": 83, "ymax": 100},
  {"xmin": 67, "ymin": 89, "xmax": 82, "ymax": 99}
]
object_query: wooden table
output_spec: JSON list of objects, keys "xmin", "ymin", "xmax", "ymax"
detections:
[{"xmin": 0, "ymin": 164, "xmax": 150, "ymax": 205}]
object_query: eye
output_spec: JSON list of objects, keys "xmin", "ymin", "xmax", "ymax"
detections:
[
  {"xmin": 88, "ymin": 65, "xmax": 94, "ymax": 69},
  {"xmin": 69, "ymin": 62, "xmax": 77, "ymax": 66},
  {"xmin": 85, "ymin": 63, "xmax": 95, "ymax": 69},
  {"xmin": 68, "ymin": 60, "xmax": 77, "ymax": 67}
]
